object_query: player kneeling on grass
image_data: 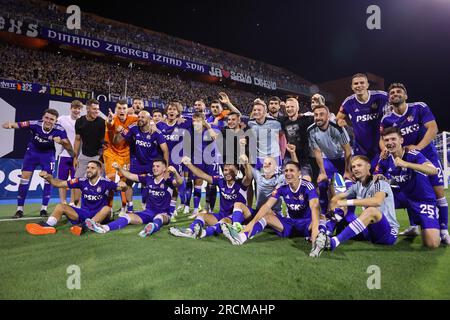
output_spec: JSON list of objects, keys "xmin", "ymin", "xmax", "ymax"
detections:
[
  {"xmin": 25, "ymin": 161, "xmax": 127, "ymax": 236},
  {"xmin": 169, "ymin": 155, "xmax": 252, "ymax": 239},
  {"xmin": 221, "ymin": 161, "xmax": 320, "ymax": 249},
  {"xmin": 85, "ymin": 159, "xmax": 184, "ymax": 237},
  {"xmin": 375, "ymin": 127, "xmax": 443, "ymax": 247},
  {"xmin": 309, "ymin": 156, "xmax": 400, "ymax": 257}
]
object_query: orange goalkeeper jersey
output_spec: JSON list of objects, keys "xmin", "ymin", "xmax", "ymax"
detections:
[{"xmin": 104, "ymin": 114, "xmax": 138, "ymax": 157}]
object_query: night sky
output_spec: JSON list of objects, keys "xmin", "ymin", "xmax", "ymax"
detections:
[{"xmin": 51, "ymin": 0, "xmax": 450, "ymax": 130}]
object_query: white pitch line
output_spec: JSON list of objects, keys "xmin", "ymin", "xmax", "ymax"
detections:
[{"xmin": 0, "ymin": 217, "xmax": 42, "ymax": 222}]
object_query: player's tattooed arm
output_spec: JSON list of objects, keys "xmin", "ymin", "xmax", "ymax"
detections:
[
  {"xmin": 39, "ymin": 171, "xmax": 68, "ymax": 188},
  {"xmin": 73, "ymin": 134, "xmax": 81, "ymax": 168},
  {"xmin": 181, "ymin": 156, "xmax": 213, "ymax": 184},
  {"xmin": 2, "ymin": 121, "xmax": 19, "ymax": 129},
  {"xmin": 55, "ymin": 137, "xmax": 75, "ymax": 158},
  {"xmin": 112, "ymin": 162, "xmax": 139, "ymax": 182},
  {"xmin": 394, "ymin": 157, "xmax": 438, "ymax": 176},
  {"xmin": 167, "ymin": 166, "xmax": 184, "ymax": 186}
]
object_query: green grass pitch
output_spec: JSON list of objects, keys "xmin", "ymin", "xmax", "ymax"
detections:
[{"xmin": 1, "ymin": 191, "xmax": 450, "ymax": 300}]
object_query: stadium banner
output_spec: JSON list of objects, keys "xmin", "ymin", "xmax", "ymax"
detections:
[
  {"xmin": 208, "ymin": 67, "xmax": 277, "ymax": 90},
  {"xmin": 39, "ymin": 27, "xmax": 211, "ymax": 75},
  {"xmin": 0, "ymin": 78, "xmax": 93, "ymax": 98}
]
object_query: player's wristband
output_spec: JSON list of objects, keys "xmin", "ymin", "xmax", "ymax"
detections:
[{"xmin": 346, "ymin": 200, "xmax": 354, "ymax": 206}]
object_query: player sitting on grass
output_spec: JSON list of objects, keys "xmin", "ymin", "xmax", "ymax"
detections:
[
  {"xmin": 85, "ymin": 159, "xmax": 184, "ymax": 237},
  {"xmin": 169, "ymin": 155, "xmax": 252, "ymax": 239},
  {"xmin": 375, "ymin": 127, "xmax": 442, "ymax": 248},
  {"xmin": 309, "ymin": 156, "xmax": 400, "ymax": 258},
  {"xmin": 25, "ymin": 161, "xmax": 127, "ymax": 236},
  {"xmin": 221, "ymin": 161, "xmax": 320, "ymax": 248},
  {"xmin": 228, "ymin": 143, "xmax": 299, "ymax": 226}
]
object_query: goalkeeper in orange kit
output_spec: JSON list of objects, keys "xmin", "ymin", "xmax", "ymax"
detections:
[{"xmin": 103, "ymin": 100, "xmax": 138, "ymax": 213}]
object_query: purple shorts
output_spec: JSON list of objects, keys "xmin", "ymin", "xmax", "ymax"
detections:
[
  {"xmin": 130, "ymin": 159, "xmax": 152, "ymax": 175},
  {"xmin": 22, "ymin": 150, "xmax": 55, "ymax": 173},
  {"xmin": 68, "ymin": 206, "xmax": 111, "ymax": 225},
  {"xmin": 324, "ymin": 158, "xmax": 346, "ymax": 179},
  {"xmin": 364, "ymin": 214, "xmax": 398, "ymax": 245},
  {"xmin": 135, "ymin": 208, "xmax": 168, "ymax": 224},
  {"xmin": 274, "ymin": 216, "xmax": 311, "ymax": 238},
  {"xmin": 57, "ymin": 156, "xmax": 75, "ymax": 180},
  {"xmin": 394, "ymin": 191, "xmax": 439, "ymax": 230}
]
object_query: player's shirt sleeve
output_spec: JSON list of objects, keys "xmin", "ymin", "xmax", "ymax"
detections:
[
  {"xmin": 56, "ymin": 126, "xmax": 68, "ymax": 140},
  {"xmin": 373, "ymin": 159, "xmax": 386, "ymax": 175},
  {"xmin": 18, "ymin": 120, "xmax": 35, "ymax": 128},
  {"xmin": 339, "ymin": 99, "xmax": 349, "ymax": 115},
  {"xmin": 138, "ymin": 174, "xmax": 151, "ymax": 186},
  {"xmin": 417, "ymin": 102, "xmax": 436, "ymax": 124},
  {"xmin": 408, "ymin": 150, "xmax": 430, "ymax": 165},
  {"xmin": 155, "ymin": 131, "xmax": 167, "ymax": 144},
  {"xmin": 211, "ymin": 175, "xmax": 223, "ymax": 187},
  {"xmin": 375, "ymin": 180, "xmax": 391, "ymax": 198},
  {"xmin": 67, "ymin": 178, "xmax": 81, "ymax": 189},
  {"xmin": 270, "ymin": 185, "xmax": 284, "ymax": 200},
  {"xmin": 308, "ymin": 129, "xmax": 319, "ymax": 150},
  {"xmin": 121, "ymin": 125, "xmax": 134, "ymax": 141},
  {"xmin": 304, "ymin": 181, "xmax": 318, "ymax": 201},
  {"xmin": 344, "ymin": 183, "xmax": 357, "ymax": 199},
  {"xmin": 336, "ymin": 126, "xmax": 350, "ymax": 146},
  {"xmin": 75, "ymin": 118, "xmax": 82, "ymax": 135},
  {"xmin": 107, "ymin": 180, "xmax": 119, "ymax": 191}
]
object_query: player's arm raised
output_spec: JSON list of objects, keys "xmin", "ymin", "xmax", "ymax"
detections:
[
  {"xmin": 112, "ymin": 162, "xmax": 139, "ymax": 182},
  {"xmin": 240, "ymin": 155, "xmax": 253, "ymax": 187},
  {"xmin": 286, "ymin": 143, "xmax": 299, "ymax": 163},
  {"xmin": 39, "ymin": 171, "xmax": 68, "ymax": 188},
  {"xmin": 167, "ymin": 166, "xmax": 184, "ymax": 186},
  {"xmin": 218, "ymin": 92, "xmax": 241, "ymax": 115},
  {"xmin": 181, "ymin": 156, "xmax": 213, "ymax": 184}
]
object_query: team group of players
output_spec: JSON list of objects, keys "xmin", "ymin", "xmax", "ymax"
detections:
[{"xmin": 3, "ymin": 72, "xmax": 448, "ymax": 257}]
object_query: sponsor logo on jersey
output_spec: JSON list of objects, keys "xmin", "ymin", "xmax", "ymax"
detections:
[
  {"xmin": 356, "ymin": 113, "xmax": 379, "ymax": 122},
  {"xmin": 400, "ymin": 124, "xmax": 420, "ymax": 135}
]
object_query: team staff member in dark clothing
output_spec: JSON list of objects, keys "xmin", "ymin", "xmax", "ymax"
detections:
[
  {"xmin": 280, "ymin": 97, "xmax": 318, "ymax": 182},
  {"xmin": 218, "ymin": 112, "xmax": 252, "ymax": 166},
  {"xmin": 73, "ymin": 99, "xmax": 106, "ymax": 206}
]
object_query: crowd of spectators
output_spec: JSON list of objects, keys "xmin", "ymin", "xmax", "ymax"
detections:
[
  {"xmin": 1, "ymin": 0, "xmax": 314, "ymax": 95},
  {"xmin": 0, "ymin": 43, "xmax": 313, "ymax": 114}
]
